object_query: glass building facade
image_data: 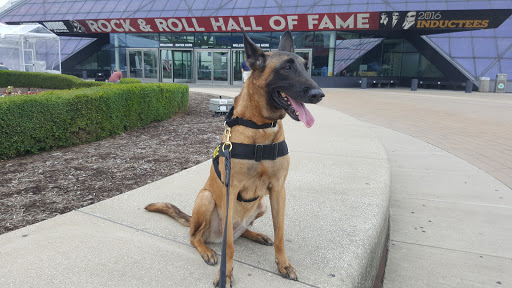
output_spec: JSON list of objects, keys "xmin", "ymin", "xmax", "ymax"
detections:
[{"xmin": 1, "ymin": 0, "xmax": 511, "ymax": 89}]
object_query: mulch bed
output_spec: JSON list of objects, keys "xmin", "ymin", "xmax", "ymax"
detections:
[{"xmin": 0, "ymin": 92, "xmax": 226, "ymax": 235}]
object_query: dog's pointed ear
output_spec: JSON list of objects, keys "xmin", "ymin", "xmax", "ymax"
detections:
[
  {"xmin": 243, "ymin": 30, "xmax": 266, "ymax": 70},
  {"xmin": 278, "ymin": 30, "xmax": 294, "ymax": 53}
]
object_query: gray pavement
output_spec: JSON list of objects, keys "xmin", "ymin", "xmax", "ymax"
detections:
[
  {"xmin": 0, "ymin": 94, "xmax": 390, "ymax": 288},
  {"xmin": 319, "ymin": 88, "xmax": 512, "ymax": 288}
]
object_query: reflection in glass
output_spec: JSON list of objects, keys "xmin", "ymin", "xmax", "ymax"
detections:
[
  {"xmin": 197, "ymin": 51, "xmax": 212, "ymax": 81},
  {"xmin": 213, "ymin": 51, "xmax": 228, "ymax": 81}
]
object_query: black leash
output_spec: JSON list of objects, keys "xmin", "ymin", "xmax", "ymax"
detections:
[{"xmin": 219, "ymin": 131, "xmax": 232, "ymax": 288}]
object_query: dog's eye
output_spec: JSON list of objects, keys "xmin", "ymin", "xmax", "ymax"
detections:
[{"xmin": 284, "ymin": 65, "xmax": 291, "ymax": 70}]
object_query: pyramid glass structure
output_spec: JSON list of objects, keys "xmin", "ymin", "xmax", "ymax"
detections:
[{"xmin": 0, "ymin": 0, "xmax": 511, "ymax": 88}]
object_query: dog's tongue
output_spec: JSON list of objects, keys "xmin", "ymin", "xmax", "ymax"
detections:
[{"xmin": 288, "ymin": 96, "xmax": 315, "ymax": 128}]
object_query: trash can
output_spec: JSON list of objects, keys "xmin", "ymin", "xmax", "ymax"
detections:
[
  {"xmin": 82, "ymin": 70, "xmax": 87, "ymax": 80},
  {"xmin": 411, "ymin": 79, "xmax": 418, "ymax": 91},
  {"xmin": 495, "ymin": 74, "xmax": 507, "ymax": 93},
  {"xmin": 465, "ymin": 80, "xmax": 473, "ymax": 93},
  {"xmin": 360, "ymin": 78, "xmax": 367, "ymax": 89},
  {"xmin": 478, "ymin": 77, "xmax": 490, "ymax": 92}
]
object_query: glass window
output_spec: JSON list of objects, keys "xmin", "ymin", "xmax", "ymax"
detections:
[
  {"xmin": 291, "ymin": 31, "xmax": 315, "ymax": 48},
  {"xmin": 498, "ymin": 59, "xmax": 512, "ymax": 75},
  {"xmin": 471, "ymin": 29, "xmax": 496, "ymax": 38},
  {"xmin": 232, "ymin": 8, "xmax": 247, "ymax": 15},
  {"xmin": 150, "ymin": 0, "xmax": 166, "ymax": 11},
  {"xmin": 67, "ymin": 2, "xmax": 85, "ymax": 13},
  {"xmin": 491, "ymin": 1, "xmax": 512, "ymax": 9},
  {"xmin": 57, "ymin": 2, "xmax": 72, "ymax": 14},
  {"xmin": 475, "ymin": 58, "xmax": 495, "ymax": 77},
  {"xmin": 160, "ymin": 33, "xmax": 195, "ymax": 45},
  {"xmin": 497, "ymin": 38, "xmax": 512, "ymax": 56},
  {"xmin": 473, "ymin": 38, "xmax": 498, "ymax": 58},
  {"xmin": 496, "ymin": 19, "xmax": 512, "ymax": 37},
  {"xmin": 80, "ymin": 2, "xmax": 95, "ymax": 12},
  {"xmin": 314, "ymin": 31, "xmax": 337, "ymax": 48},
  {"xmin": 450, "ymin": 37, "xmax": 473, "ymax": 57},
  {"xmin": 480, "ymin": 61, "xmax": 500, "ymax": 78},
  {"xmin": 349, "ymin": 4, "xmax": 367, "ymax": 12},
  {"xmin": 430, "ymin": 37, "xmax": 450, "ymax": 54},
  {"xmin": 447, "ymin": 2, "xmax": 469, "ymax": 10},
  {"xmin": 453, "ymin": 57, "xmax": 476, "ymax": 77},
  {"xmin": 311, "ymin": 5, "xmax": 330, "ymax": 13},
  {"xmin": 263, "ymin": 7, "xmax": 280, "ymax": 14},
  {"xmin": 311, "ymin": 48, "xmax": 330, "ymax": 76},
  {"xmin": 235, "ymin": 0, "xmax": 252, "ymax": 8},
  {"xmin": 471, "ymin": 1, "xmax": 491, "ymax": 9},
  {"xmin": 27, "ymin": 4, "xmax": 42, "ymax": 14},
  {"xmin": 418, "ymin": 55, "xmax": 444, "ymax": 78},
  {"xmin": 123, "ymin": 33, "xmax": 160, "ymax": 48},
  {"xmin": 406, "ymin": 2, "xmax": 427, "ymax": 10},
  {"xmin": 426, "ymin": 2, "xmax": 448, "ymax": 10}
]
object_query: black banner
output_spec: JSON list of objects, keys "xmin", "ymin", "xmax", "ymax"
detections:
[{"xmin": 378, "ymin": 9, "xmax": 511, "ymax": 31}]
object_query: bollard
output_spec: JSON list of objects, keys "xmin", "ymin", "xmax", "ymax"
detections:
[
  {"xmin": 465, "ymin": 80, "xmax": 473, "ymax": 93},
  {"xmin": 82, "ymin": 70, "xmax": 87, "ymax": 80},
  {"xmin": 411, "ymin": 79, "xmax": 418, "ymax": 91},
  {"xmin": 360, "ymin": 78, "xmax": 367, "ymax": 89}
]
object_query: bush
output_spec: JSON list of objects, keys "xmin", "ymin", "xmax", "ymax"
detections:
[
  {"xmin": 0, "ymin": 83, "xmax": 188, "ymax": 159},
  {"xmin": 119, "ymin": 78, "xmax": 142, "ymax": 84},
  {"xmin": 0, "ymin": 70, "xmax": 108, "ymax": 90}
]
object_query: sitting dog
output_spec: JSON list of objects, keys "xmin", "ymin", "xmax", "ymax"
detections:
[{"xmin": 146, "ymin": 30, "xmax": 324, "ymax": 287}]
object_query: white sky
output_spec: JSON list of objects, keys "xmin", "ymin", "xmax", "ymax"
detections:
[{"xmin": 0, "ymin": 0, "xmax": 10, "ymax": 11}]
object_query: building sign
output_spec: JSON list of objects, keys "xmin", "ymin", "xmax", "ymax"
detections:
[
  {"xmin": 11, "ymin": 9, "xmax": 511, "ymax": 34},
  {"xmin": 75, "ymin": 12, "xmax": 379, "ymax": 33},
  {"xmin": 378, "ymin": 9, "xmax": 511, "ymax": 30},
  {"xmin": 160, "ymin": 43, "xmax": 193, "ymax": 47}
]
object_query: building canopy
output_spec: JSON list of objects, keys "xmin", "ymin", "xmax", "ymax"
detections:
[{"xmin": 0, "ymin": 23, "xmax": 61, "ymax": 73}]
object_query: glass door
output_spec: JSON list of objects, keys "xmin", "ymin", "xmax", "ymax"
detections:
[
  {"xmin": 161, "ymin": 49, "xmax": 193, "ymax": 83},
  {"xmin": 232, "ymin": 49, "xmax": 244, "ymax": 85},
  {"xmin": 195, "ymin": 49, "xmax": 229, "ymax": 84},
  {"xmin": 127, "ymin": 48, "xmax": 159, "ymax": 82},
  {"xmin": 173, "ymin": 50, "xmax": 192, "ymax": 83},
  {"xmin": 295, "ymin": 49, "xmax": 312, "ymax": 76}
]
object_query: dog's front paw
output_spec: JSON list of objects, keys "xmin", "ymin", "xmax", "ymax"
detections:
[
  {"xmin": 276, "ymin": 261, "xmax": 298, "ymax": 281},
  {"xmin": 200, "ymin": 249, "xmax": 218, "ymax": 266},
  {"xmin": 213, "ymin": 271, "xmax": 233, "ymax": 287}
]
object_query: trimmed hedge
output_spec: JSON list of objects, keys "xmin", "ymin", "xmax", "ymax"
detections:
[
  {"xmin": 0, "ymin": 83, "xmax": 189, "ymax": 159},
  {"xmin": 0, "ymin": 70, "xmax": 107, "ymax": 90},
  {"xmin": 119, "ymin": 78, "xmax": 142, "ymax": 84}
]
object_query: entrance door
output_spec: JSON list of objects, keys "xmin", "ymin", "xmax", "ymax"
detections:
[
  {"xmin": 232, "ymin": 49, "xmax": 244, "ymax": 85},
  {"xmin": 295, "ymin": 49, "xmax": 312, "ymax": 76},
  {"xmin": 161, "ymin": 49, "xmax": 193, "ymax": 83},
  {"xmin": 127, "ymin": 49, "xmax": 159, "ymax": 82},
  {"xmin": 195, "ymin": 49, "xmax": 229, "ymax": 84}
]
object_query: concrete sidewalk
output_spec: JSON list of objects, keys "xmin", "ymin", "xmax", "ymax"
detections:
[
  {"xmin": 318, "ymin": 88, "xmax": 512, "ymax": 288},
  {"xmin": 0, "ymin": 94, "xmax": 390, "ymax": 287}
]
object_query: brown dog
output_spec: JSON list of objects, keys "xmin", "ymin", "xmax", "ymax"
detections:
[{"xmin": 146, "ymin": 30, "xmax": 324, "ymax": 287}]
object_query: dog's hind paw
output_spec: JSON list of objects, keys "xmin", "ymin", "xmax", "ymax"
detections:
[
  {"xmin": 254, "ymin": 234, "xmax": 274, "ymax": 246},
  {"xmin": 241, "ymin": 230, "xmax": 274, "ymax": 246}
]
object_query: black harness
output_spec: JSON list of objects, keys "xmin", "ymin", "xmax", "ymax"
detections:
[{"xmin": 212, "ymin": 107, "xmax": 289, "ymax": 203}]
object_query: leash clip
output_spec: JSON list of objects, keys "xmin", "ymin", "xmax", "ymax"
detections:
[{"xmin": 222, "ymin": 126, "xmax": 232, "ymax": 152}]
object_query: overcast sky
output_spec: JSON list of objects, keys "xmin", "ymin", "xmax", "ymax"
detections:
[{"xmin": 0, "ymin": 0, "xmax": 10, "ymax": 11}]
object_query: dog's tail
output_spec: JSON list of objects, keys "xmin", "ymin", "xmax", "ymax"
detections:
[{"xmin": 145, "ymin": 203, "xmax": 191, "ymax": 227}]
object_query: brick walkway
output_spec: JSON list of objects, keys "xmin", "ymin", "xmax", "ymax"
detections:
[{"xmin": 319, "ymin": 88, "xmax": 512, "ymax": 189}]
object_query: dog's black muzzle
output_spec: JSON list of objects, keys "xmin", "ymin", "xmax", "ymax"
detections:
[{"xmin": 308, "ymin": 88, "xmax": 325, "ymax": 104}]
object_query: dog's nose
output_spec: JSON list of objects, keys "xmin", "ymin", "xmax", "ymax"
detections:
[{"xmin": 308, "ymin": 88, "xmax": 325, "ymax": 103}]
